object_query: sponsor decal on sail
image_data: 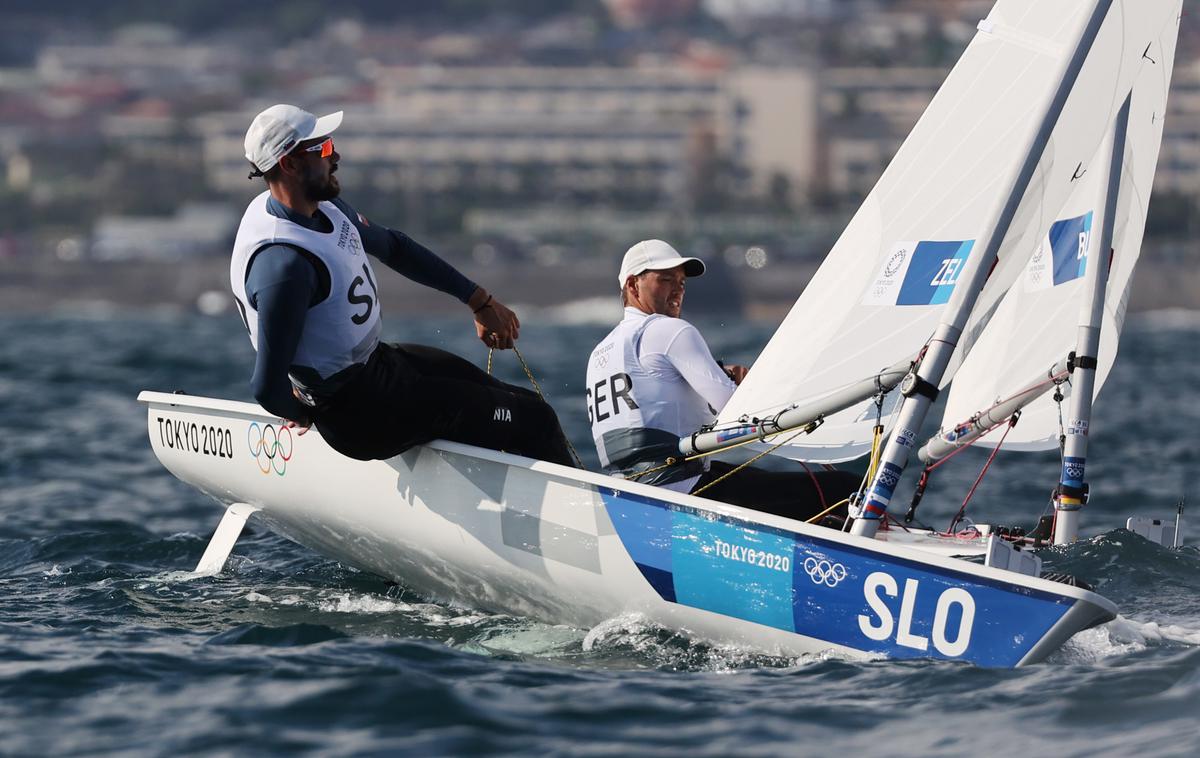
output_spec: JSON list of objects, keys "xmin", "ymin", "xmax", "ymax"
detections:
[{"xmin": 863, "ymin": 239, "xmax": 975, "ymax": 307}]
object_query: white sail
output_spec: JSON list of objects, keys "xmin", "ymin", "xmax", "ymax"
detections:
[
  {"xmin": 715, "ymin": 0, "xmax": 1181, "ymax": 463},
  {"xmin": 938, "ymin": 7, "xmax": 1180, "ymax": 451}
]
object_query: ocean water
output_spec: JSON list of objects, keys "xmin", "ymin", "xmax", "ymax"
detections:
[{"xmin": 2, "ymin": 308, "xmax": 1199, "ymax": 756}]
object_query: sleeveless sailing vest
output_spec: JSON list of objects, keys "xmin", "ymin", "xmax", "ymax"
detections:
[
  {"xmin": 585, "ymin": 312, "xmax": 716, "ymax": 491},
  {"xmin": 230, "ymin": 192, "xmax": 383, "ymax": 398}
]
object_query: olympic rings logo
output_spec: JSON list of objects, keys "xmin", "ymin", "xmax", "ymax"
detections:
[
  {"xmin": 248, "ymin": 422, "xmax": 293, "ymax": 476},
  {"xmin": 803, "ymin": 557, "xmax": 848, "ymax": 588}
]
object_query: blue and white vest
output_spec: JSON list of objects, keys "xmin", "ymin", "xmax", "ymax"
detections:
[
  {"xmin": 586, "ymin": 312, "xmax": 716, "ymax": 491},
  {"xmin": 230, "ymin": 191, "xmax": 383, "ymax": 397}
]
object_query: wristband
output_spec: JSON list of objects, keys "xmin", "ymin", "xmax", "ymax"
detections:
[{"xmin": 473, "ymin": 294, "xmax": 493, "ymax": 314}]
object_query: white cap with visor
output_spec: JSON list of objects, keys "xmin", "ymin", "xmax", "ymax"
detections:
[
  {"xmin": 618, "ymin": 239, "xmax": 705, "ymax": 286},
  {"xmin": 244, "ymin": 104, "xmax": 343, "ymax": 175}
]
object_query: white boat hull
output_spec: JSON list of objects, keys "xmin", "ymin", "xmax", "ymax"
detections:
[{"xmin": 140, "ymin": 391, "xmax": 1116, "ymax": 667}]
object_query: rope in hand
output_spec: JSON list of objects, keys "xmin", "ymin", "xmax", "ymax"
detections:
[{"xmin": 487, "ymin": 345, "xmax": 585, "ymax": 469}]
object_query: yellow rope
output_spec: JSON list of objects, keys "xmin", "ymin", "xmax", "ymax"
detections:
[
  {"xmin": 867, "ymin": 424, "xmax": 884, "ymax": 481},
  {"xmin": 623, "ymin": 420, "xmax": 818, "ymax": 482},
  {"xmin": 805, "ymin": 497, "xmax": 850, "ymax": 524},
  {"xmin": 690, "ymin": 426, "xmax": 812, "ymax": 495}
]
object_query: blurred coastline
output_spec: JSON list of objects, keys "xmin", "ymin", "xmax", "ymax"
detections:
[
  {"xmin": 4, "ymin": 241, "xmax": 1198, "ymax": 323},
  {"xmin": 1, "ymin": 1, "xmax": 1197, "ymax": 320}
]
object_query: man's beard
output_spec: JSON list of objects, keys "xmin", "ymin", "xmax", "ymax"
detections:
[{"xmin": 302, "ymin": 166, "xmax": 340, "ymax": 202}]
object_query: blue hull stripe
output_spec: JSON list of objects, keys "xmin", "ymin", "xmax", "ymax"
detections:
[{"xmin": 601, "ymin": 487, "xmax": 1075, "ymax": 667}]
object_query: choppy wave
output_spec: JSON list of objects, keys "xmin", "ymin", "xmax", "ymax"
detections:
[{"xmin": 3, "ymin": 313, "xmax": 1200, "ymax": 756}]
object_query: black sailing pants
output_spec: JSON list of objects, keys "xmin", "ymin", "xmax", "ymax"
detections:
[{"xmin": 313, "ymin": 343, "xmax": 575, "ymax": 466}]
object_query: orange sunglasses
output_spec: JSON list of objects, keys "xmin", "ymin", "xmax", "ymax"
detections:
[{"xmin": 302, "ymin": 137, "xmax": 334, "ymax": 158}]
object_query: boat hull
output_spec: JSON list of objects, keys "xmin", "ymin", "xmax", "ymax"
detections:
[{"xmin": 140, "ymin": 391, "xmax": 1116, "ymax": 667}]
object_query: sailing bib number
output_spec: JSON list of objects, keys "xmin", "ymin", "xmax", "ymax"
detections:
[{"xmin": 587, "ymin": 372, "xmax": 639, "ymax": 424}]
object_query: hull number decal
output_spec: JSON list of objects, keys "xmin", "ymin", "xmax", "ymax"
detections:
[
  {"xmin": 601, "ymin": 488, "xmax": 1073, "ymax": 666},
  {"xmin": 157, "ymin": 417, "xmax": 233, "ymax": 459},
  {"xmin": 859, "ymin": 572, "xmax": 976, "ymax": 657}
]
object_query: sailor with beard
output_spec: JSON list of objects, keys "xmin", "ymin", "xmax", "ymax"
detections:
[{"xmin": 230, "ymin": 104, "xmax": 574, "ymax": 465}]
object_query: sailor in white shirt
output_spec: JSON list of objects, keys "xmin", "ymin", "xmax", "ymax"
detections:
[{"xmin": 586, "ymin": 240, "xmax": 856, "ymax": 521}]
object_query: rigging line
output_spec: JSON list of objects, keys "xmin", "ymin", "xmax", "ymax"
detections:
[
  {"xmin": 993, "ymin": 368, "xmax": 1071, "ymax": 406},
  {"xmin": 797, "ymin": 459, "xmax": 828, "ymax": 511},
  {"xmin": 623, "ymin": 421, "xmax": 818, "ymax": 482},
  {"xmin": 488, "ymin": 346, "xmax": 585, "ymax": 469},
  {"xmin": 948, "ymin": 412, "xmax": 1021, "ymax": 534},
  {"xmin": 925, "ymin": 417, "xmax": 1008, "ymax": 472},
  {"xmin": 690, "ymin": 426, "xmax": 812, "ymax": 496},
  {"xmin": 805, "ymin": 497, "xmax": 850, "ymax": 525},
  {"xmin": 1054, "ymin": 384, "xmax": 1067, "ymax": 456},
  {"xmin": 846, "ymin": 396, "xmax": 890, "ymax": 532}
]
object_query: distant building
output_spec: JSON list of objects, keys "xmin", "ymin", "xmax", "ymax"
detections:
[
  {"xmin": 91, "ymin": 203, "xmax": 237, "ymax": 261},
  {"xmin": 1158, "ymin": 59, "xmax": 1200, "ymax": 195},
  {"xmin": 197, "ymin": 64, "xmax": 818, "ymax": 207},
  {"xmin": 819, "ymin": 58, "xmax": 1200, "ymax": 201},
  {"xmin": 819, "ymin": 66, "xmax": 945, "ymax": 197},
  {"xmin": 36, "ymin": 25, "xmax": 249, "ymax": 105},
  {"xmin": 703, "ymin": 0, "xmax": 836, "ymax": 23},
  {"xmin": 603, "ymin": 0, "xmax": 700, "ymax": 27}
]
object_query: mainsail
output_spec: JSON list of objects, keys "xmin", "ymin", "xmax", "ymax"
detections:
[
  {"xmin": 714, "ymin": 0, "xmax": 1182, "ymax": 463},
  {"xmin": 936, "ymin": 9, "xmax": 1179, "ymax": 451}
]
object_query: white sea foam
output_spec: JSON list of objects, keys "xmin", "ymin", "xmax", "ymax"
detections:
[
  {"xmin": 512, "ymin": 296, "xmax": 621, "ymax": 325},
  {"xmin": 316, "ymin": 592, "xmax": 414, "ymax": 614},
  {"xmin": 582, "ymin": 613, "xmax": 652, "ymax": 652},
  {"xmin": 470, "ymin": 625, "xmax": 584, "ymax": 657},
  {"xmin": 582, "ymin": 613, "xmax": 830, "ymax": 671},
  {"xmin": 1061, "ymin": 614, "xmax": 1200, "ymax": 662}
]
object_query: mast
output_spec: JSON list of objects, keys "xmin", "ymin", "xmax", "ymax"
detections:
[
  {"xmin": 1053, "ymin": 92, "xmax": 1132, "ymax": 544},
  {"xmin": 850, "ymin": 0, "xmax": 1116, "ymax": 539}
]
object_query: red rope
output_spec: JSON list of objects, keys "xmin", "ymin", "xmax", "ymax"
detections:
[
  {"xmin": 928, "ymin": 373, "xmax": 1066, "ymax": 474},
  {"xmin": 924, "ymin": 430, "xmax": 981, "ymax": 472},
  {"xmin": 948, "ymin": 417, "xmax": 1018, "ymax": 533},
  {"xmin": 797, "ymin": 460, "xmax": 829, "ymax": 510}
]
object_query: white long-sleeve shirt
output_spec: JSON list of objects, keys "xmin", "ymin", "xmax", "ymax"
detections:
[{"xmin": 586, "ymin": 308, "xmax": 736, "ymax": 491}]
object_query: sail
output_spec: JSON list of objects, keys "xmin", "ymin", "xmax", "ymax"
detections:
[
  {"xmin": 715, "ymin": 0, "xmax": 1182, "ymax": 463},
  {"xmin": 938, "ymin": 7, "xmax": 1180, "ymax": 451}
]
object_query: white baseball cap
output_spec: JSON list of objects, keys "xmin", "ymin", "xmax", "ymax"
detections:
[
  {"xmin": 244, "ymin": 104, "xmax": 343, "ymax": 174},
  {"xmin": 617, "ymin": 239, "xmax": 705, "ymax": 285}
]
